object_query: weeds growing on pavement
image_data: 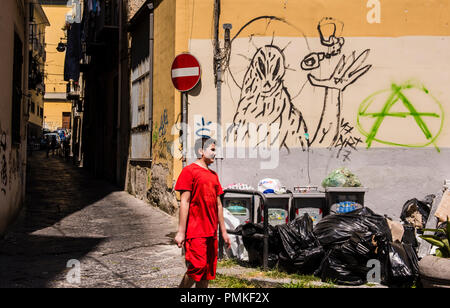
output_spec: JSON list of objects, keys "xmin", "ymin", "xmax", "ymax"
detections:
[
  {"xmin": 210, "ymin": 274, "xmax": 259, "ymax": 288},
  {"xmin": 216, "ymin": 259, "xmax": 337, "ymax": 288}
]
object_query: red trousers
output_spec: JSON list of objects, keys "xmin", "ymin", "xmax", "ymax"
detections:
[{"xmin": 185, "ymin": 237, "xmax": 218, "ymax": 282}]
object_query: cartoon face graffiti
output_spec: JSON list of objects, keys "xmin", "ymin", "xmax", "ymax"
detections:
[
  {"xmin": 249, "ymin": 46, "xmax": 286, "ymax": 95},
  {"xmin": 227, "ymin": 45, "xmax": 308, "ymax": 151}
]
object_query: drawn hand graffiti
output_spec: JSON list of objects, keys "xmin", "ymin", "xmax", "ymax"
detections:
[
  {"xmin": 225, "ymin": 16, "xmax": 371, "ymax": 160},
  {"xmin": 357, "ymin": 81, "xmax": 444, "ymax": 151},
  {"xmin": 306, "ymin": 49, "xmax": 371, "ymax": 151}
]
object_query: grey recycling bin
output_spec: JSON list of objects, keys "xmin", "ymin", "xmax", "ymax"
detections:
[
  {"xmin": 222, "ymin": 192, "xmax": 255, "ymax": 224},
  {"xmin": 219, "ymin": 189, "xmax": 270, "ymax": 270},
  {"xmin": 291, "ymin": 189, "xmax": 327, "ymax": 226},
  {"xmin": 257, "ymin": 193, "xmax": 292, "ymax": 226}
]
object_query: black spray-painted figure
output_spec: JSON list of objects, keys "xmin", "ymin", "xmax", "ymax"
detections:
[
  {"xmin": 227, "ymin": 44, "xmax": 308, "ymax": 152},
  {"xmin": 226, "ymin": 17, "xmax": 371, "ymax": 158}
]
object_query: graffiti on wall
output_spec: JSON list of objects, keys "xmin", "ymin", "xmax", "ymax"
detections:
[
  {"xmin": 153, "ymin": 109, "xmax": 174, "ymax": 161},
  {"xmin": 0, "ymin": 125, "xmax": 8, "ymax": 195},
  {"xmin": 158, "ymin": 109, "xmax": 169, "ymax": 138},
  {"xmin": 225, "ymin": 16, "xmax": 371, "ymax": 160},
  {"xmin": 195, "ymin": 116, "xmax": 213, "ymax": 138},
  {"xmin": 357, "ymin": 81, "xmax": 444, "ymax": 151}
]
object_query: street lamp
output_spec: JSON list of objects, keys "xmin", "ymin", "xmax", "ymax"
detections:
[{"xmin": 56, "ymin": 39, "xmax": 66, "ymax": 52}]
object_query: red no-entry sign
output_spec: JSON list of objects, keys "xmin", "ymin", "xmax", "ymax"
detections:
[{"xmin": 171, "ymin": 53, "xmax": 201, "ymax": 92}]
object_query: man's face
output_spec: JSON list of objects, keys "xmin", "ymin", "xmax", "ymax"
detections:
[{"xmin": 201, "ymin": 143, "xmax": 216, "ymax": 165}]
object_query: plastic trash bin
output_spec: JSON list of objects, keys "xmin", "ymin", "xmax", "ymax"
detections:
[
  {"xmin": 220, "ymin": 189, "xmax": 270, "ymax": 270},
  {"xmin": 291, "ymin": 191, "xmax": 327, "ymax": 226},
  {"xmin": 222, "ymin": 192, "xmax": 254, "ymax": 224},
  {"xmin": 325, "ymin": 187, "xmax": 368, "ymax": 213},
  {"xmin": 257, "ymin": 193, "xmax": 292, "ymax": 226}
]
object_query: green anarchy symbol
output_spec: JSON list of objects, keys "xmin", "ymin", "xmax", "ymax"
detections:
[{"xmin": 357, "ymin": 82, "xmax": 445, "ymax": 152}]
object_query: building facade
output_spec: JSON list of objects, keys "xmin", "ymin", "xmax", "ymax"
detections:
[
  {"xmin": 0, "ymin": 0, "xmax": 30, "ymax": 234},
  {"xmin": 124, "ymin": 0, "xmax": 450, "ymax": 219},
  {"xmin": 42, "ymin": 1, "xmax": 73, "ymax": 133},
  {"xmin": 28, "ymin": 4, "xmax": 50, "ymax": 140}
]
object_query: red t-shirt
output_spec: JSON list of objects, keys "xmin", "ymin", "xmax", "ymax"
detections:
[{"xmin": 175, "ymin": 163, "xmax": 224, "ymax": 239}]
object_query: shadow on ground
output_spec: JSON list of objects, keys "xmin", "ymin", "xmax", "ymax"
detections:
[{"xmin": 0, "ymin": 151, "xmax": 117, "ymax": 287}]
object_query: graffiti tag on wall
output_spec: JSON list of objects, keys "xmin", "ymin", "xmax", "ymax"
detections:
[
  {"xmin": 0, "ymin": 126, "xmax": 8, "ymax": 195},
  {"xmin": 357, "ymin": 81, "xmax": 444, "ymax": 151},
  {"xmin": 195, "ymin": 116, "xmax": 213, "ymax": 138}
]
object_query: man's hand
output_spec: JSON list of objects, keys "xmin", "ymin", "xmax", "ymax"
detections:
[
  {"xmin": 175, "ymin": 231, "xmax": 186, "ymax": 248},
  {"xmin": 222, "ymin": 231, "xmax": 231, "ymax": 250}
]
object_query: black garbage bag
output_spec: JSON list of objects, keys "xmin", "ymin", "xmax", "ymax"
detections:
[
  {"xmin": 317, "ymin": 231, "xmax": 380, "ymax": 285},
  {"xmin": 401, "ymin": 224, "xmax": 418, "ymax": 248},
  {"xmin": 313, "ymin": 207, "xmax": 392, "ymax": 247},
  {"xmin": 240, "ymin": 223, "xmax": 281, "ymax": 268},
  {"xmin": 313, "ymin": 208, "xmax": 393, "ymax": 285},
  {"xmin": 379, "ymin": 241, "xmax": 419, "ymax": 287},
  {"xmin": 276, "ymin": 214, "xmax": 324, "ymax": 274},
  {"xmin": 400, "ymin": 195, "xmax": 434, "ymax": 230}
]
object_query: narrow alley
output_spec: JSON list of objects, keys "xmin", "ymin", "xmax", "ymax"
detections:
[
  {"xmin": 1, "ymin": 0, "xmax": 450, "ymax": 291},
  {"xmin": 0, "ymin": 152, "xmax": 185, "ymax": 288}
]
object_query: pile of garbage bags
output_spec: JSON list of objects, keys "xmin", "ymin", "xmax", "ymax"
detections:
[{"xmin": 231, "ymin": 207, "xmax": 420, "ymax": 287}]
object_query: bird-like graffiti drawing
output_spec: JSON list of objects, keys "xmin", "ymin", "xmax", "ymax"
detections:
[{"xmin": 226, "ymin": 44, "xmax": 308, "ymax": 152}]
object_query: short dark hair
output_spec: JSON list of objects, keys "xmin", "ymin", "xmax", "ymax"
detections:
[{"xmin": 194, "ymin": 137, "xmax": 216, "ymax": 158}]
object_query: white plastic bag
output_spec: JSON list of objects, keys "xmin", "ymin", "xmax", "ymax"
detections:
[
  {"xmin": 257, "ymin": 178, "xmax": 286, "ymax": 194},
  {"xmin": 223, "ymin": 208, "xmax": 248, "ymax": 261}
]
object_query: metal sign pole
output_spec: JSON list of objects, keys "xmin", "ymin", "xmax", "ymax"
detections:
[{"xmin": 182, "ymin": 91, "xmax": 188, "ymax": 168}]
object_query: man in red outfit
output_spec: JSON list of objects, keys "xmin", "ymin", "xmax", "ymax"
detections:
[{"xmin": 174, "ymin": 137, "xmax": 231, "ymax": 288}]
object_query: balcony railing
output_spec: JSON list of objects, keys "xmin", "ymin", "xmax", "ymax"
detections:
[{"xmin": 82, "ymin": 0, "xmax": 119, "ymax": 56}]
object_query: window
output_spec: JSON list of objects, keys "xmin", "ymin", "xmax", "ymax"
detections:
[
  {"xmin": 30, "ymin": 101, "xmax": 35, "ymax": 114},
  {"xmin": 130, "ymin": 14, "xmax": 152, "ymax": 160},
  {"xmin": 12, "ymin": 32, "xmax": 23, "ymax": 145}
]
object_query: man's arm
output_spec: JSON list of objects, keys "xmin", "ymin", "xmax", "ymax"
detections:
[
  {"xmin": 175, "ymin": 191, "xmax": 191, "ymax": 248},
  {"xmin": 217, "ymin": 196, "xmax": 231, "ymax": 249}
]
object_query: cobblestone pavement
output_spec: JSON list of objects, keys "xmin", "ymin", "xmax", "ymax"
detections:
[{"xmin": 0, "ymin": 151, "xmax": 186, "ymax": 288}]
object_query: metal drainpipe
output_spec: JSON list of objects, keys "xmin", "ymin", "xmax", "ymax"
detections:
[
  {"xmin": 182, "ymin": 92, "xmax": 187, "ymax": 168},
  {"xmin": 216, "ymin": 62, "xmax": 222, "ymax": 180},
  {"xmin": 213, "ymin": 0, "xmax": 222, "ymax": 181},
  {"xmin": 148, "ymin": 2, "xmax": 154, "ymax": 161}
]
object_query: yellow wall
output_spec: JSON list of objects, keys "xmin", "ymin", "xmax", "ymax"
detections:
[
  {"xmin": 42, "ymin": 5, "xmax": 69, "ymax": 94},
  {"xmin": 29, "ymin": 5, "xmax": 48, "ymax": 130},
  {"xmin": 29, "ymin": 91, "xmax": 44, "ymax": 128},
  {"xmin": 44, "ymin": 102, "xmax": 72, "ymax": 131},
  {"xmin": 152, "ymin": 0, "xmax": 177, "ymax": 187},
  {"xmin": 186, "ymin": 0, "xmax": 450, "ymax": 39}
]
